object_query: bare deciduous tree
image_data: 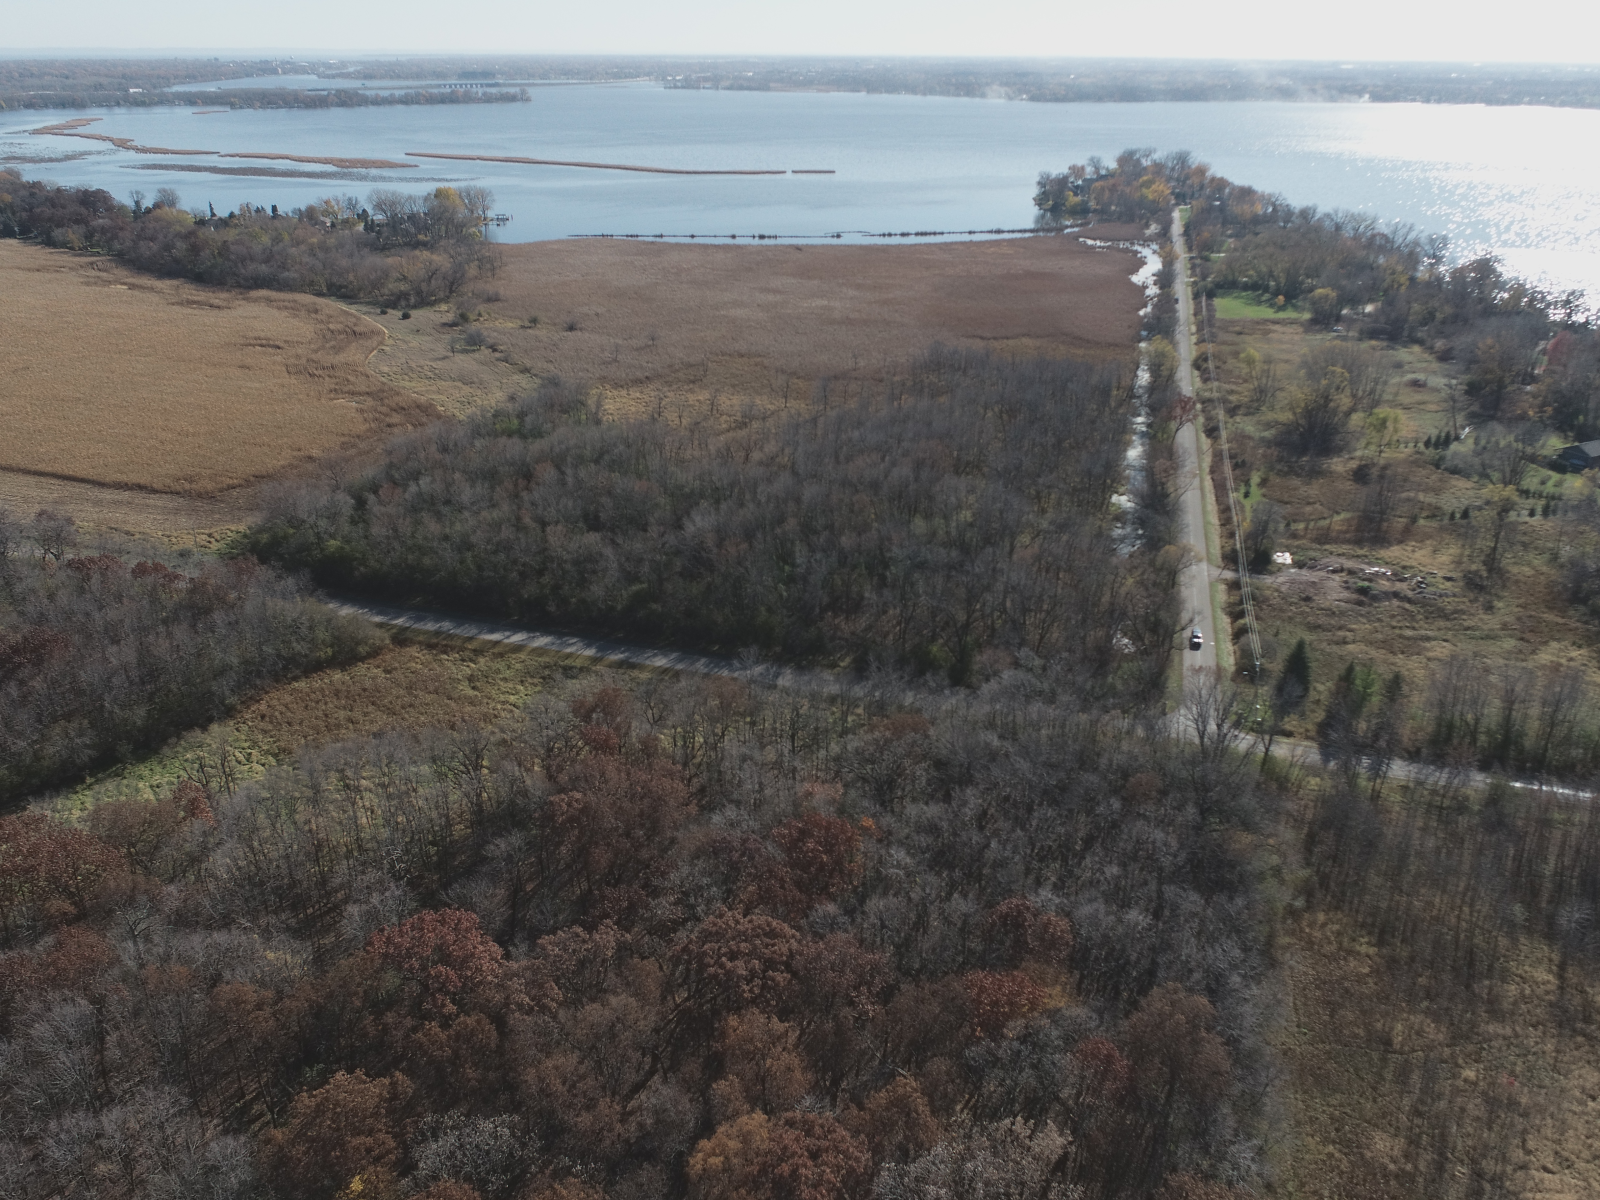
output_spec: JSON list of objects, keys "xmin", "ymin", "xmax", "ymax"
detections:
[
  {"xmin": 1183, "ymin": 667, "xmax": 1247, "ymax": 763},
  {"xmin": 1279, "ymin": 366, "xmax": 1354, "ymax": 460}
]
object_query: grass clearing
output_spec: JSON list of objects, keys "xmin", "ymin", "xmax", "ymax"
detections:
[
  {"xmin": 0, "ymin": 240, "xmax": 438, "ymax": 496},
  {"xmin": 1212, "ymin": 290, "xmax": 1304, "ymax": 320},
  {"xmin": 59, "ymin": 630, "xmax": 612, "ymax": 809},
  {"xmin": 1248, "ymin": 519, "xmax": 1594, "ymax": 741},
  {"xmin": 233, "ymin": 630, "xmax": 603, "ymax": 755},
  {"xmin": 0, "ymin": 467, "xmax": 255, "ymax": 541}
]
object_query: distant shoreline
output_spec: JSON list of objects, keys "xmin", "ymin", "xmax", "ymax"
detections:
[{"xmin": 6, "ymin": 56, "xmax": 1600, "ymax": 113}]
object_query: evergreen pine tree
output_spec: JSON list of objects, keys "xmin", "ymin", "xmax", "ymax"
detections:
[
  {"xmin": 1317, "ymin": 661, "xmax": 1370, "ymax": 765},
  {"xmin": 1274, "ymin": 638, "xmax": 1312, "ymax": 715}
]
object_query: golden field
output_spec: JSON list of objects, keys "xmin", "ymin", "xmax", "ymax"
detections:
[{"xmin": 0, "ymin": 240, "xmax": 437, "ymax": 497}]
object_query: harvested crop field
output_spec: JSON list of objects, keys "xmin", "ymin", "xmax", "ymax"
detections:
[
  {"xmin": 362, "ymin": 229, "xmax": 1148, "ymax": 419},
  {"xmin": 0, "ymin": 241, "xmax": 439, "ymax": 497}
]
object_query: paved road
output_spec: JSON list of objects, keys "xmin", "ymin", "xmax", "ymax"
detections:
[{"xmin": 1170, "ymin": 210, "xmax": 1221, "ymax": 684}]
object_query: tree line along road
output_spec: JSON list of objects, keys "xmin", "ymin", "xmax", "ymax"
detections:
[{"xmin": 1170, "ymin": 208, "xmax": 1225, "ymax": 693}]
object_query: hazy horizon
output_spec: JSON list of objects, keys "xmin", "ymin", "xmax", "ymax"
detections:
[
  {"xmin": 4, "ymin": 51, "xmax": 1600, "ymax": 65},
  {"xmin": 3, "ymin": 0, "xmax": 1597, "ymax": 63},
  {"xmin": 5, "ymin": 51, "xmax": 1600, "ymax": 69}
]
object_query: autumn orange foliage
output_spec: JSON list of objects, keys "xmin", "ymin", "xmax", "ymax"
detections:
[
  {"xmin": 259, "ymin": 1070, "xmax": 414, "ymax": 1200},
  {"xmin": 367, "ymin": 909, "xmax": 505, "ymax": 1019},
  {"xmin": 686, "ymin": 1110, "xmax": 871, "ymax": 1200}
]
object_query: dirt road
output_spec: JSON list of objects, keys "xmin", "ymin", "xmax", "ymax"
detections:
[{"xmin": 327, "ymin": 598, "xmax": 826, "ymax": 692}]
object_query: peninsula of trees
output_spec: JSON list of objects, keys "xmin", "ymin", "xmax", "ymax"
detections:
[{"xmin": 0, "ymin": 171, "xmax": 498, "ymax": 307}]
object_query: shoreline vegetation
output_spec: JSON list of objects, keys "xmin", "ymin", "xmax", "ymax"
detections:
[
  {"xmin": 117, "ymin": 163, "xmax": 456, "ymax": 182},
  {"xmin": 2, "ymin": 85, "xmax": 531, "ymax": 112},
  {"xmin": 567, "ymin": 225, "xmax": 1045, "ymax": 240},
  {"xmin": 25, "ymin": 119, "xmax": 824, "ymax": 180},
  {"xmin": 660, "ymin": 57, "xmax": 1600, "ymax": 108},
  {"xmin": 5, "ymin": 56, "xmax": 1600, "ymax": 112}
]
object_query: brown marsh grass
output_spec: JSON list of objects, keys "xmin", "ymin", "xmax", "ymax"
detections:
[
  {"xmin": 0, "ymin": 240, "xmax": 438, "ymax": 496},
  {"xmin": 360, "ymin": 230, "xmax": 1149, "ymax": 422}
]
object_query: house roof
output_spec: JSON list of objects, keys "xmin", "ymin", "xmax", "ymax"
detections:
[{"xmin": 1561, "ymin": 439, "xmax": 1600, "ymax": 458}]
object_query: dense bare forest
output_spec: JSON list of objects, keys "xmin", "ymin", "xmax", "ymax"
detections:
[
  {"xmin": 8, "ymin": 616, "xmax": 1600, "ymax": 1197},
  {"xmin": 1290, "ymin": 755, "xmax": 1600, "ymax": 1196},
  {"xmin": 0, "ymin": 172, "xmax": 498, "ymax": 306},
  {"xmin": 0, "ymin": 666, "xmax": 1279, "ymax": 1200},
  {"xmin": 0, "ymin": 517, "xmax": 380, "ymax": 801},
  {"xmin": 248, "ymin": 349, "xmax": 1184, "ymax": 694}
]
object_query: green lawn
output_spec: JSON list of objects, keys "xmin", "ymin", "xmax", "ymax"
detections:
[{"xmin": 1213, "ymin": 291, "xmax": 1305, "ymax": 320}]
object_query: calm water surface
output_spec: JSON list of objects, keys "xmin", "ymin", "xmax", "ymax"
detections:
[{"xmin": 4, "ymin": 85, "xmax": 1598, "ymax": 300}]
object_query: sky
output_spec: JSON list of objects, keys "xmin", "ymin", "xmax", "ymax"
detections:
[{"xmin": 4, "ymin": 0, "xmax": 1599, "ymax": 63}]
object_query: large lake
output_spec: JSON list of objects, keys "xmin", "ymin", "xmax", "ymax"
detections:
[{"xmin": 4, "ymin": 83, "xmax": 1598, "ymax": 300}]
